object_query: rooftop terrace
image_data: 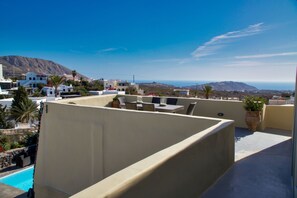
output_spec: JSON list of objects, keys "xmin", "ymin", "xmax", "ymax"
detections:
[{"xmin": 32, "ymin": 95, "xmax": 294, "ymax": 198}]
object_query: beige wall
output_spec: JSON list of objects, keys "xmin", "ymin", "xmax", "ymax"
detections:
[
  {"xmin": 72, "ymin": 122, "xmax": 234, "ymax": 198},
  {"xmin": 58, "ymin": 95, "xmax": 294, "ymax": 131},
  {"xmin": 124, "ymin": 96, "xmax": 246, "ymax": 128},
  {"xmin": 59, "ymin": 94, "xmax": 115, "ymax": 107},
  {"xmin": 124, "ymin": 95, "xmax": 294, "ymax": 131},
  {"xmin": 263, "ymin": 105, "xmax": 294, "ymax": 131},
  {"xmin": 35, "ymin": 100, "xmax": 233, "ymax": 198}
]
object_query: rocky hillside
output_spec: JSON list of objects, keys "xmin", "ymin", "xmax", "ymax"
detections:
[
  {"xmin": 0, "ymin": 56, "xmax": 87, "ymax": 78},
  {"xmin": 187, "ymin": 81, "xmax": 258, "ymax": 91}
]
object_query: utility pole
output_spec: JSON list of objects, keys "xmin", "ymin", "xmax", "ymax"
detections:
[{"xmin": 133, "ymin": 74, "xmax": 135, "ymax": 83}]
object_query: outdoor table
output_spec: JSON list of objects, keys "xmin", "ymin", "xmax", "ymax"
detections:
[{"xmin": 132, "ymin": 102, "xmax": 184, "ymax": 113}]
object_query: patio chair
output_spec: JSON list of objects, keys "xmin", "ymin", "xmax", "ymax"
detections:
[
  {"xmin": 186, "ymin": 102, "xmax": 197, "ymax": 115},
  {"xmin": 152, "ymin": 97, "xmax": 161, "ymax": 104},
  {"xmin": 118, "ymin": 97, "xmax": 126, "ymax": 108},
  {"xmin": 166, "ymin": 98, "xmax": 178, "ymax": 105},
  {"xmin": 125, "ymin": 102, "xmax": 138, "ymax": 110},
  {"xmin": 142, "ymin": 103, "xmax": 155, "ymax": 111},
  {"xmin": 15, "ymin": 155, "xmax": 31, "ymax": 167}
]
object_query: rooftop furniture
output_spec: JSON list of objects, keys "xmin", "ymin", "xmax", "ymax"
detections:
[
  {"xmin": 15, "ymin": 154, "xmax": 31, "ymax": 168},
  {"xmin": 142, "ymin": 103, "xmax": 155, "ymax": 111},
  {"xmin": 118, "ymin": 97, "xmax": 126, "ymax": 108},
  {"xmin": 152, "ymin": 97, "xmax": 161, "ymax": 104},
  {"xmin": 186, "ymin": 102, "xmax": 197, "ymax": 115},
  {"xmin": 133, "ymin": 102, "xmax": 184, "ymax": 113},
  {"xmin": 125, "ymin": 102, "xmax": 138, "ymax": 110},
  {"xmin": 166, "ymin": 98, "xmax": 178, "ymax": 105},
  {"xmin": 154, "ymin": 104, "xmax": 184, "ymax": 113}
]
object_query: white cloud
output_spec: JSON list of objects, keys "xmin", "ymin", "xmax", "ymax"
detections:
[
  {"xmin": 97, "ymin": 47, "xmax": 127, "ymax": 54},
  {"xmin": 191, "ymin": 23, "xmax": 265, "ymax": 59},
  {"xmin": 146, "ymin": 58, "xmax": 192, "ymax": 64},
  {"xmin": 235, "ymin": 52, "xmax": 297, "ymax": 59},
  {"xmin": 222, "ymin": 60, "xmax": 295, "ymax": 68}
]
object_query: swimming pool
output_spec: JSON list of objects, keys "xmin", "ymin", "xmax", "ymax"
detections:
[{"xmin": 0, "ymin": 166, "xmax": 34, "ymax": 191}]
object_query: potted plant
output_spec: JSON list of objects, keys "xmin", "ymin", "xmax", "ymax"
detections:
[
  {"xmin": 112, "ymin": 95, "xmax": 120, "ymax": 108},
  {"xmin": 243, "ymin": 96, "xmax": 266, "ymax": 132}
]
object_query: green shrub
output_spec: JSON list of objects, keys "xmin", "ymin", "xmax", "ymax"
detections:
[{"xmin": 243, "ymin": 96, "xmax": 266, "ymax": 111}]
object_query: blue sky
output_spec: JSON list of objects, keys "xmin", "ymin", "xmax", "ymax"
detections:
[{"xmin": 1, "ymin": 0, "xmax": 297, "ymax": 82}]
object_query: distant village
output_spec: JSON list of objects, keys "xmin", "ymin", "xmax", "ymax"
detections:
[
  {"xmin": 0, "ymin": 63, "xmax": 145, "ymax": 105},
  {"xmin": 0, "ymin": 62, "xmax": 294, "ymax": 131}
]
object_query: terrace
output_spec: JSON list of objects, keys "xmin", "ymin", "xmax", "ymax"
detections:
[{"xmin": 34, "ymin": 95, "xmax": 294, "ymax": 198}]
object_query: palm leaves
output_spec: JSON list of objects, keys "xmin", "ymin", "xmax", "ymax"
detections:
[
  {"xmin": 49, "ymin": 75, "xmax": 66, "ymax": 97},
  {"xmin": 10, "ymin": 98, "xmax": 38, "ymax": 123},
  {"xmin": 72, "ymin": 70, "xmax": 77, "ymax": 81},
  {"xmin": 202, "ymin": 85, "xmax": 213, "ymax": 99}
]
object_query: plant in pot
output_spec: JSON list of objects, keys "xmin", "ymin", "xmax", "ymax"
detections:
[
  {"xmin": 243, "ymin": 96, "xmax": 266, "ymax": 132},
  {"xmin": 112, "ymin": 95, "xmax": 120, "ymax": 108}
]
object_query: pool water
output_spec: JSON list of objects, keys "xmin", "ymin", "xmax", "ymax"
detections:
[{"xmin": 0, "ymin": 166, "xmax": 34, "ymax": 191}]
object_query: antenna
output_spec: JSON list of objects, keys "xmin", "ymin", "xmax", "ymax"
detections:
[{"xmin": 133, "ymin": 74, "xmax": 135, "ymax": 83}]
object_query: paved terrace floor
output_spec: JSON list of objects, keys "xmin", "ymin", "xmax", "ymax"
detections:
[{"xmin": 202, "ymin": 127, "xmax": 292, "ymax": 198}]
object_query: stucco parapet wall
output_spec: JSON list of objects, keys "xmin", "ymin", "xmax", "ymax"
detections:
[
  {"xmin": 56, "ymin": 94, "xmax": 116, "ymax": 106},
  {"xmin": 263, "ymin": 104, "xmax": 294, "ymax": 131},
  {"xmin": 52, "ymin": 95, "xmax": 294, "ymax": 131},
  {"xmin": 54, "ymin": 94, "xmax": 246, "ymax": 128},
  {"xmin": 35, "ymin": 100, "xmax": 234, "ymax": 198},
  {"xmin": 71, "ymin": 120, "xmax": 234, "ymax": 198}
]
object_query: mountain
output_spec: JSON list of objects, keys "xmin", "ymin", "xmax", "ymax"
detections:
[
  {"xmin": 0, "ymin": 55, "xmax": 87, "ymax": 79},
  {"xmin": 187, "ymin": 81, "xmax": 258, "ymax": 91}
]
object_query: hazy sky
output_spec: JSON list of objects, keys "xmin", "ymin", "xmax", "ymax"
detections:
[{"xmin": 1, "ymin": 0, "xmax": 297, "ymax": 82}]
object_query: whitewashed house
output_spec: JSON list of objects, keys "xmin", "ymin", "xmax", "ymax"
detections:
[
  {"xmin": 173, "ymin": 89, "xmax": 190, "ymax": 96},
  {"xmin": 41, "ymin": 84, "xmax": 73, "ymax": 97},
  {"xmin": 17, "ymin": 72, "xmax": 47, "ymax": 89},
  {"xmin": 0, "ymin": 64, "xmax": 15, "ymax": 90},
  {"xmin": 117, "ymin": 81, "xmax": 144, "ymax": 95},
  {"xmin": 98, "ymin": 79, "xmax": 118, "ymax": 90},
  {"xmin": 89, "ymin": 90, "xmax": 125, "ymax": 95}
]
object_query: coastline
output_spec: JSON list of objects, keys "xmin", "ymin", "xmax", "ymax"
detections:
[{"xmin": 136, "ymin": 80, "xmax": 295, "ymax": 91}]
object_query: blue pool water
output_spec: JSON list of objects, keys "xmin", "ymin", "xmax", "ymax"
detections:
[{"xmin": 0, "ymin": 166, "xmax": 34, "ymax": 191}]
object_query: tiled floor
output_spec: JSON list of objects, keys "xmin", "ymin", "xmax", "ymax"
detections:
[
  {"xmin": 0, "ymin": 183, "xmax": 26, "ymax": 198},
  {"xmin": 202, "ymin": 128, "xmax": 293, "ymax": 198}
]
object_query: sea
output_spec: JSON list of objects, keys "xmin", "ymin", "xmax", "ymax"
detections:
[{"xmin": 136, "ymin": 80, "xmax": 295, "ymax": 91}]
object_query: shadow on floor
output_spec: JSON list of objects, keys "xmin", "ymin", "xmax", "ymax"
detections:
[
  {"xmin": 234, "ymin": 127, "xmax": 253, "ymax": 142},
  {"xmin": 15, "ymin": 192, "xmax": 27, "ymax": 198},
  {"xmin": 0, "ymin": 165, "xmax": 20, "ymax": 174},
  {"xmin": 202, "ymin": 139, "xmax": 293, "ymax": 198}
]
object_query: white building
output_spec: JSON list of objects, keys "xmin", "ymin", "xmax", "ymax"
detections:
[
  {"xmin": 41, "ymin": 84, "xmax": 74, "ymax": 97},
  {"xmin": 117, "ymin": 81, "xmax": 144, "ymax": 95},
  {"xmin": 98, "ymin": 79, "xmax": 118, "ymax": 90},
  {"xmin": 63, "ymin": 73, "xmax": 80, "ymax": 82},
  {"xmin": 0, "ymin": 64, "xmax": 15, "ymax": 90},
  {"xmin": 17, "ymin": 72, "xmax": 48, "ymax": 89},
  {"xmin": 89, "ymin": 90, "xmax": 125, "ymax": 95},
  {"xmin": 173, "ymin": 89, "xmax": 190, "ymax": 96},
  {"xmin": 0, "ymin": 96, "xmax": 60, "ymax": 109},
  {"xmin": 0, "ymin": 87, "xmax": 9, "ymax": 95}
]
